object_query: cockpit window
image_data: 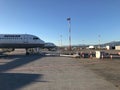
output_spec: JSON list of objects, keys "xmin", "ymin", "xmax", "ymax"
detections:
[{"xmin": 33, "ymin": 37, "xmax": 39, "ymax": 40}]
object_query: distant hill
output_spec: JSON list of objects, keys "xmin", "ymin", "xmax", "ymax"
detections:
[
  {"xmin": 100, "ymin": 41, "xmax": 120, "ymax": 47},
  {"xmin": 70, "ymin": 41, "xmax": 120, "ymax": 48},
  {"xmin": 75, "ymin": 41, "xmax": 120, "ymax": 47}
]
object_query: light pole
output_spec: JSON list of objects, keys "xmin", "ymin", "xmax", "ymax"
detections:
[
  {"xmin": 60, "ymin": 35, "xmax": 62, "ymax": 47},
  {"xmin": 67, "ymin": 17, "xmax": 71, "ymax": 51},
  {"xmin": 98, "ymin": 35, "xmax": 101, "ymax": 49}
]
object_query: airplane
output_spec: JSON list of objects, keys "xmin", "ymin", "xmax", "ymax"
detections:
[
  {"xmin": 0, "ymin": 34, "xmax": 45, "ymax": 55},
  {"xmin": 44, "ymin": 42, "xmax": 57, "ymax": 51}
]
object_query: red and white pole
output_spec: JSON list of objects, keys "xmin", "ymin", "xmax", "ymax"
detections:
[{"xmin": 67, "ymin": 17, "xmax": 71, "ymax": 51}]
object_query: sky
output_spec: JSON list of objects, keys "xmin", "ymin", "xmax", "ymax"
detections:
[{"xmin": 0, "ymin": 0, "xmax": 120, "ymax": 46}]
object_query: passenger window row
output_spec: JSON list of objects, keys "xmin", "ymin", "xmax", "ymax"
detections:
[{"xmin": 0, "ymin": 38, "xmax": 38, "ymax": 40}]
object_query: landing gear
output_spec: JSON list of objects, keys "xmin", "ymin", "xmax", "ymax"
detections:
[{"xmin": 26, "ymin": 48, "xmax": 41, "ymax": 55}]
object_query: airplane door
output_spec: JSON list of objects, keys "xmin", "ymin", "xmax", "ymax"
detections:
[{"xmin": 24, "ymin": 35, "xmax": 28, "ymax": 43}]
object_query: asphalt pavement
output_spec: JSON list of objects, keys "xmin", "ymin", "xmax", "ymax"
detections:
[{"xmin": 0, "ymin": 54, "xmax": 119, "ymax": 90}]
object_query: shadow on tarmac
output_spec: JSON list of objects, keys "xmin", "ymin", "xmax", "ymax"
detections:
[
  {"xmin": 0, "ymin": 73, "xmax": 43, "ymax": 90},
  {"xmin": 0, "ymin": 55, "xmax": 43, "ymax": 72},
  {"xmin": 0, "ymin": 54, "xmax": 46, "ymax": 90}
]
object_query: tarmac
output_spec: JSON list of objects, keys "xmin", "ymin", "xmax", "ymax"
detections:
[{"xmin": 0, "ymin": 51, "xmax": 119, "ymax": 90}]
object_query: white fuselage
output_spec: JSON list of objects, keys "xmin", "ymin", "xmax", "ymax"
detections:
[{"xmin": 0, "ymin": 34, "xmax": 45, "ymax": 48}]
